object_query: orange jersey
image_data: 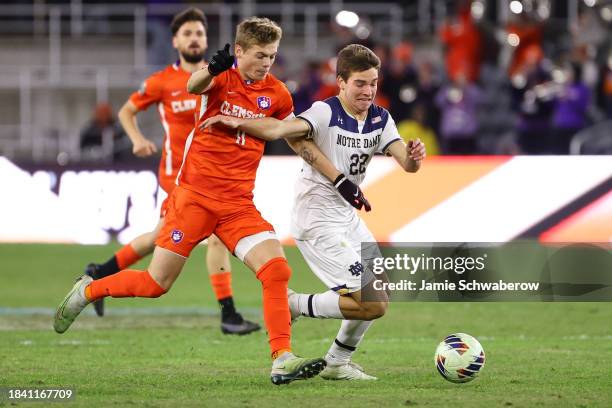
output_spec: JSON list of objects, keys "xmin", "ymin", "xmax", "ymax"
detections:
[
  {"xmin": 178, "ymin": 67, "xmax": 294, "ymax": 202},
  {"xmin": 129, "ymin": 63, "xmax": 198, "ymax": 193}
]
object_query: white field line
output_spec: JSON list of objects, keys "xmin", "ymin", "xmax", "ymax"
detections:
[{"xmin": 0, "ymin": 306, "xmax": 261, "ymax": 316}]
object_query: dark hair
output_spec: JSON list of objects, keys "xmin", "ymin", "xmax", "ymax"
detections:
[
  {"xmin": 336, "ymin": 44, "xmax": 381, "ymax": 81},
  {"xmin": 170, "ymin": 8, "xmax": 207, "ymax": 36},
  {"xmin": 235, "ymin": 17, "xmax": 282, "ymax": 50}
]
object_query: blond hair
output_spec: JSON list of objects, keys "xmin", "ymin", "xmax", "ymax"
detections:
[
  {"xmin": 235, "ymin": 17, "xmax": 282, "ymax": 50},
  {"xmin": 336, "ymin": 44, "xmax": 381, "ymax": 81}
]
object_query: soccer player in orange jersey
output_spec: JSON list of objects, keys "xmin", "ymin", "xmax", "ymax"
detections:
[
  {"xmin": 82, "ymin": 8, "xmax": 260, "ymax": 335},
  {"xmin": 54, "ymin": 17, "xmax": 371, "ymax": 385}
]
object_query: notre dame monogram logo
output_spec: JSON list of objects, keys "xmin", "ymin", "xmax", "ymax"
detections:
[{"xmin": 348, "ymin": 261, "xmax": 363, "ymax": 277}]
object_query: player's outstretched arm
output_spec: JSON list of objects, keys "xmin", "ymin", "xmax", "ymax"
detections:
[
  {"xmin": 387, "ymin": 138, "xmax": 426, "ymax": 173},
  {"xmin": 285, "ymin": 136, "xmax": 340, "ymax": 180},
  {"xmin": 201, "ymin": 116, "xmax": 310, "ymax": 141},
  {"xmin": 203, "ymin": 114, "xmax": 371, "ymax": 211},
  {"xmin": 118, "ymin": 100, "xmax": 158, "ymax": 157},
  {"xmin": 187, "ymin": 43, "xmax": 234, "ymax": 94},
  {"xmin": 286, "ymin": 137, "xmax": 371, "ymax": 212}
]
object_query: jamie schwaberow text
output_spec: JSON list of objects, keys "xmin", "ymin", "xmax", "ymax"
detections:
[{"xmin": 373, "ymin": 279, "xmax": 540, "ymax": 292}]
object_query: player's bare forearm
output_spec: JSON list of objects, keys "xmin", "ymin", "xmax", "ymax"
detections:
[
  {"xmin": 285, "ymin": 137, "xmax": 341, "ymax": 182},
  {"xmin": 187, "ymin": 68, "xmax": 213, "ymax": 94},
  {"xmin": 202, "ymin": 115, "xmax": 310, "ymax": 142},
  {"xmin": 118, "ymin": 100, "xmax": 157, "ymax": 157},
  {"xmin": 235, "ymin": 117, "xmax": 310, "ymax": 141},
  {"xmin": 203, "ymin": 116, "xmax": 310, "ymax": 141},
  {"xmin": 236, "ymin": 117, "xmax": 284, "ymax": 141},
  {"xmin": 118, "ymin": 101, "xmax": 145, "ymax": 144},
  {"xmin": 388, "ymin": 138, "xmax": 426, "ymax": 173},
  {"xmin": 400, "ymin": 151, "xmax": 422, "ymax": 173},
  {"xmin": 201, "ymin": 116, "xmax": 283, "ymax": 141}
]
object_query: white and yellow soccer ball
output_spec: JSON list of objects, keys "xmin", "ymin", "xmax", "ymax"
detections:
[{"xmin": 434, "ymin": 333, "xmax": 486, "ymax": 383}]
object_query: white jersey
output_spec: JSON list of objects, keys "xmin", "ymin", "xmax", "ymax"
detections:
[{"xmin": 291, "ymin": 96, "xmax": 401, "ymax": 239}]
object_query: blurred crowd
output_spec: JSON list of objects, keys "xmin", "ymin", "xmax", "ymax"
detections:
[
  {"xmin": 80, "ymin": 103, "xmax": 131, "ymax": 162},
  {"xmin": 82, "ymin": 1, "xmax": 612, "ymax": 158},
  {"xmin": 265, "ymin": 1, "xmax": 612, "ymax": 156}
]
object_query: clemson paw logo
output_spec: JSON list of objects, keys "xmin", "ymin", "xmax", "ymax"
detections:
[
  {"xmin": 171, "ymin": 229, "xmax": 184, "ymax": 243},
  {"xmin": 257, "ymin": 96, "xmax": 271, "ymax": 110}
]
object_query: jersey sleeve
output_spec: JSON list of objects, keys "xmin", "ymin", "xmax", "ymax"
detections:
[
  {"xmin": 273, "ymin": 85, "xmax": 295, "ymax": 120},
  {"xmin": 378, "ymin": 113, "xmax": 402, "ymax": 154},
  {"xmin": 129, "ymin": 72, "xmax": 164, "ymax": 111},
  {"xmin": 202, "ymin": 70, "xmax": 229, "ymax": 94},
  {"xmin": 296, "ymin": 101, "xmax": 332, "ymax": 142}
]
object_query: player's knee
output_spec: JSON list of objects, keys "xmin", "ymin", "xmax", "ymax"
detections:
[
  {"xmin": 208, "ymin": 235, "xmax": 224, "ymax": 250},
  {"xmin": 363, "ymin": 301, "xmax": 387, "ymax": 320},
  {"xmin": 141, "ymin": 272, "xmax": 168, "ymax": 298},
  {"xmin": 143, "ymin": 286, "xmax": 167, "ymax": 298},
  {"xmin": 155, "ymin": 281, "xmax": 172, "ymax": 295},
  {"xmin": 257, "ymin": 258, "xmax": 292, "ymax": 284},
  {"xmin": 271, "ymin": 259, "xmax": 292, "ymax": 282},
  {"xmin": 143, "ymin": 232, "xmax": 157, "ymax": 252}
]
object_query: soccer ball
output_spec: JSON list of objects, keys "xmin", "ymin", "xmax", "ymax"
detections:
[{"xmin": 434, "ymin": 333, "xmax": 486, "ymax": 383}]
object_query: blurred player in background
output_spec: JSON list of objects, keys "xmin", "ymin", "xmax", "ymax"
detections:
[
  {"xmin": 202, "ymin": 44, "xmax": 426, "ymax": 380},
  {"xmin": 84, "ymin": 8, "xmax": 260, "ymax": 335},
  {"xmin": 55, "ymin": 17, "xmax": 371, "ymax": 385}
]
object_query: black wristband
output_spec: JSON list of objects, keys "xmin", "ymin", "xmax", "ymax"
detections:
[{"xmin": 333, "ymin": 174, "xmax": 346, "ymax": 187}]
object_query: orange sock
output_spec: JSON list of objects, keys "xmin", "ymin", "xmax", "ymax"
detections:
[
  {"xmin": 87, "ymin": 269, "xmax": 166, "ymax": 301},
  {"xmin": 271, "ymin": 348, "xmax": 292, "ymax": 360},
  {"xmin": 256, "ymin": 257, "xmax": 292, "ymax": 358},
  {"xmin": 84, "ymin": 285, "xmax": 93, "ymax": 301},
  {"xmin": 115, "ymin": 244, "xmax": 142, "ymax": 270},
  {"xmin": 209, "ymin": 271, "xmax": 233, "ymax": 300}
]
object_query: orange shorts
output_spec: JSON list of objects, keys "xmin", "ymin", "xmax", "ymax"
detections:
[
  {"xmin": 158, "ymin": 174, "xmax": 177, "ymax": 217},
  {"xmin": 160, "ymin": 196, "xmax": 170, "ymax": 217},
  {"xmin": 156, "ymin": 185, "xmax": 275, "ymax": 257}
]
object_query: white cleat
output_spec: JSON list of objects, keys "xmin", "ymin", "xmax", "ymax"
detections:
[
  {"xmin": 270, "ymin": 352, "xmax": 327, "ymax": 385},
  {"xmin": 53, "ymin": 275, "xmax": 93, "ymax": 334},
  {"xmin": 320, "ymin": 361, "xmax": 378, "ymax": 381},
  {"xmin": 287, "ymin": 288, "xmax": 301, "ymax": 325}
]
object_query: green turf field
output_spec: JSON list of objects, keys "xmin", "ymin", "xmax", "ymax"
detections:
[{"xmin": 1, "ymin": 244, "xmax": 611, "ymax": 407}]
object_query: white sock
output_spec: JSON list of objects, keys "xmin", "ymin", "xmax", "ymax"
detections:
[
  {"xmin": 326, "ymin": 320, "xmax": 373, "ymax": 366},
  {"xmin": 295, "ymin": 291, "xmax": 343, "ymax": 319}
]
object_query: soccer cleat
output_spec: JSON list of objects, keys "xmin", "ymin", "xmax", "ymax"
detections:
[
  {"xmin": 270, "ymin": 353, "xmax": 327, "ymax": 385},
  {"xmin": 287, "ymin": 288, "xmax": 301, "ymax": 325},
  {"xmin": 53, "ymin": 275, "xmax": 93, "ymax": 334},
  {"xmin": 84, "ymin": 263, "xmax": 105, "ymax": 317},
  {"xmin": 320, "ymin": 361, "xmax": 378, "ymax": 381},
  {"xmin": 220, "ymin": 312, "xmax": 261, "ymax": 335}
]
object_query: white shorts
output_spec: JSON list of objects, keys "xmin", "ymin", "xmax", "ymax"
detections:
[{"xmin": 295, "ymin": 218, "xmax": 380, "ymax": 294}]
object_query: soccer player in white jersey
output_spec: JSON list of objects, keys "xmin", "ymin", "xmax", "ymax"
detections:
[{"xmin": 202, "ymin": 44, "xmax": 426, "ymax": 380}]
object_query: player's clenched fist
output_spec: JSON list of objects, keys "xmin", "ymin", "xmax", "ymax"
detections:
[
  {"xmin": 334, "ymin": 174, "xmax": 372, "ymax": 212},
  {"xmin": 207, "ymin": 43, "xmax": 235, "ymax": 76},
  {"xmin": 132, "ymin": 138, "xmax": 158, "ymax": 157},
  {"xmin": 407, "ymin": 138, "xmax": 426, "ymax": 162}
]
